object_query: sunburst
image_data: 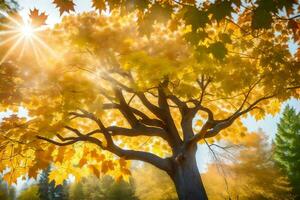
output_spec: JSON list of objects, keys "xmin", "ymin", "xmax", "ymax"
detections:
[{"xmin": 0, "ymin": 10, "xmax": 56, "ymax": 65}]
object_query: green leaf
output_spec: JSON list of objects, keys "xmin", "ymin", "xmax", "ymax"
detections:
[
  {"xmin": 219, "ymin": 33, "xmax": 232, "ymax": 44},
  {"xmin": 183, "ymin": 6, "xmax": 209, "ymax": 31},
  {"xmin": 195, "ymin": 45, "xmax": 209, "ymax": 61},
  {"xmin": 208, "ymin": 1, "xmax": 233, "ymax": 22},
  {"xmin": 123, "ymin": 0, "xmax": 149, "ymax": 12},
  {"xmin": 209, "ymin": 41, "xmax": 227, "ymax": 60},
  {"xmin": 251, "ymin": 8, "xmax": 273, "ymax": 29},
  {"xmin": 256, "ymin": 0, "xmax": 277, "ymax": 12},
  {"xmin": 148, "ymin": 2, "xmax": 173, "ymax": 23},
  {"xmin": 184, "ymin": 30, "xmax": 208, "ymax": 45}
]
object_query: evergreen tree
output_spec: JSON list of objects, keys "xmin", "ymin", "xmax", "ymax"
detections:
[
  {"xmin": 38, "ymin": 166, "xmax": 50, "ymax": 200},
  {"xmin": 274, "ymin": 106, "xmax": 300, "ymax": 199},
  {"xmin": 0, "ymin": 176, "xmax": 16, "ymax": 200},
  {"xmin": 38, "ymin": 166, "xmax": 68, "ymax": 200}
]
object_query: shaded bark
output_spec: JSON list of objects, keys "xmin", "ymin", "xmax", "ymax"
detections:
[{"xmin": 169, "ymin": 148, "xmax": 208, "ymax": 200}]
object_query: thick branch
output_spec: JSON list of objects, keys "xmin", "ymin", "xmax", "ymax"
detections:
[
  {"xmin": 157, "ymin": 83, "xmax": 183, "ymax": 149},
  {"xmin": 37, "ymin": 132, "xmax": 171, "ymax": 172},
  {"xmin": 106, "ymin": 125, "xmax": 167, "ymax": 139},
  {"xmin": 114, "ymin": 89, "xmax": 139, "ymax": 127},
  {"xmin": 137, "ymin": 92, "xmax": 163, "ymax": 119},
  {"xmin": 107, "ymin": 144, "xmax": 172, "ymax": 172},
  {"xmin": 103, "ymin": 103, "xmax": 164, "ymax": 128}
]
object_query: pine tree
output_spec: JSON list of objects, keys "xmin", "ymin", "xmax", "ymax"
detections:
[
  {"xmin": 38, "ymin": 166, "xmax": 51, "ymax": 200},
  {"xmin": 0, "ymin": 176, "xmax": 16, "ymax": 200},
  {"xmin": 38, "ymin": 166, "xmax": 68, "ymax": 200},
  {"xmin": 274, "ymin": 106, "xmax": 300, "ymax": 199}
]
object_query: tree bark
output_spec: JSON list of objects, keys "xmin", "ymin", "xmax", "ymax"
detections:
[{"xmin": 169, "ymin": 150, "xmax": 208, "ymax": 200}]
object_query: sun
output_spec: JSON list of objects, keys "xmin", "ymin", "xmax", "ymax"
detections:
[
  {"xmin": 0, "ymin": 10, "xmax": 55, "ymax": 65},
  {"xmin": 20, "ymin": 24, "xmax": 34, "ymax": 38}
]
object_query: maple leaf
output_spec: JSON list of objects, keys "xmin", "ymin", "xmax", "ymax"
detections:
[
  {"xmin": 89, "ymin": 164, "xmax": 100, "ymax": 178},
  {"xmin": 251, "ymin": 8, "xmax": 273, "ymax": 29},
  {"xmin": 53, "ymin": 0, "xmax": 75, "ymax": 15},
  {"xmin": 49, "ymin": 170, "xmax": 67, "ymax": 185},
  {"xmin": 209, "ymin": 41, "xmax": 227, "ymax": 61},
  {"xmin": 208, "ymin": 0, "xmax": 234, "ymax": 22},
  {"xmin": 29, "ymin": 8, "xmax": 48, "ymax": 27},
  {"xmin": 122, "ymin": 0, "xmax": 149, "ymax": 12},
  {"xmin": 92, "ymin": 0, "xmax": 106, "ymax": 12},
  {"xmin": 183, "ymin": 6, "xmax": 209, "ymax": 31},
  {"xmin": 78, "ymin": 158, "xmax": 87, "ymax": 168},
  {"xmin": 132, "ymin": 0, "xmax": 149, "ymax": 10},
  {"xmin": 55, "ymin": 147, "xmax": 66, "ymax": 164},
  {"xmin": 288, "ymin": 20, "xmax": 300, "ymax": 35},
  {"xmin": 148, "ymin": 2, "xmax": 173, "ymax": 23},
  {"xmin": 28, "ymin": 165, "xmax": 39, "ymax": 179}
]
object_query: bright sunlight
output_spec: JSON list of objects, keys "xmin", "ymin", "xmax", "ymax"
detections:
[
  {"xmin": 0, "ymin": 10, "xmax": 54, "ymax": 65},
  {"xmin": 20, "ymin": 23, "xmax": 33, "ymax": 38}
]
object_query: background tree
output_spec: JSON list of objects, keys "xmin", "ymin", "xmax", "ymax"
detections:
[
  {"xmin": 133, "ymin": 164, "xmax": 177, "ymax": 200},
  {"xmin": 17, "ymin": 185, "xmax": 39, "ymax": 200},
  {"xmin": 274, "ymin": 106, "xmax": 300, "ymax": 199},
  {"xmin": 0, "ymin": 176, "xmax": 15, "ymax": 200},
  {"xmin": 69, "ymin": 175, "xmax": 138, "ymax": 200},
  {"xmin": 0, "ymin": 0, "xmax": 299, "ymax": 200},
  {"xmin": 69, "ymin": 182, "xmax": 84, "ymax": 200},
  {"xmin": 38, "ymin": 166, "xmax": 69, "ymax": 200},
  {"xmin": 203, "ymin": 132, "xmax": 293, "ymax": 200}
]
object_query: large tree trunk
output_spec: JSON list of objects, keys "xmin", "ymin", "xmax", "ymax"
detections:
[{"xmin": 169, "ymin": 149, "xmax": 208, "ymax": 200}]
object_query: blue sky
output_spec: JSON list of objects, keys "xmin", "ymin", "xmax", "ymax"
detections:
[{"xmin": 1, "ymin": 0, "xmax": 299, "ymax": 175}]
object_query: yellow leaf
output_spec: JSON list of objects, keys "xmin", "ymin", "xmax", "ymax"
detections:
[{"xmin": 89, "ymin": 164, "xmax": 100, "ymax": 178}]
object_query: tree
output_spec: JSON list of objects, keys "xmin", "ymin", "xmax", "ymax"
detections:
[
  {"xmin": 38, "ymin": 166, "xmax": 53, "ymax": 200},
  {"xmin": 132, "ymin": 164, "xmax": 177, "ymax": 200},
  {"xmin": 274, "ymin": 106, "xmax": 300, "ymax": 199},
  {"xmin": 0, "ymin": 0, "xmax": 299, "ymax": 200},
  {"xmin": 202, "ymin": 132, "xmax": 293, "ymax": 200},
  {"xmin": 69, "ymin": 175, "xmax": 138, "ymax": 200},
  {"xmin": 0, "ymin": 176, "xmax": 15, "ymax": 200},
  {"xmin": 69, "ymin": 182, "xmax": 84, "ymax": 200},
  {"xmin": 18, "ymin": 185, "xmax": 39, "ymax": 200},
  {"xmin": 38, "ymin": 166, "xmax": 69, "ymax": 200}
]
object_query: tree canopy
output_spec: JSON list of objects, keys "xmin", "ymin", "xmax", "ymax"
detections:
[{"xmin": 0, "ymin": 0, "xmax": 299, "ymax": 199}]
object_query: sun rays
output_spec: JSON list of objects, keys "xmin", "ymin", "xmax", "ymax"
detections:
[{"xmin": 0, "ymin": 10, "xmax": 56, "ymax": 65}]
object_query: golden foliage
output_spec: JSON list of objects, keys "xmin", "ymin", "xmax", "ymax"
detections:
[{"xmin": 0, "ymin": 6, "xmax": 299, "ymax": 187}]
